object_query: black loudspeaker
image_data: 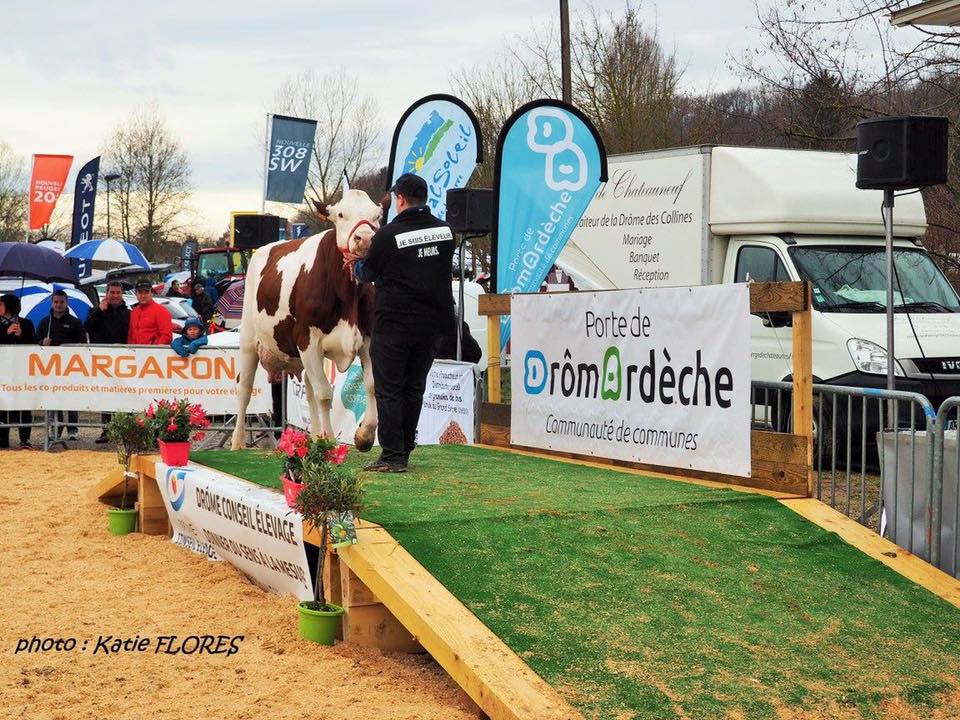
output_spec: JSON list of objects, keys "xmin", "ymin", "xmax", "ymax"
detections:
[
  {"xmin": 856, "ymin": 116, "xmax": 949, "ymax": 190},
  {"xmin": 234, "ymin": 214, "xmax": 282, "ymax": 248},
  {"xmin": 446, "ymin": 188, "xmax": 493, "ymax": 234}
]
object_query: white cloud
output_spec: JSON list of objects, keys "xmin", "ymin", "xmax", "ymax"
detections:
[{"xmin": 3, "ymin": 0, "xmax": 757, "ymax": 238}]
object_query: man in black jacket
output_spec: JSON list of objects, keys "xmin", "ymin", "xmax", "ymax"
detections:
[
  {"xmin": 84, "ymin": 280, "xmax": 131, "ymax": 442},
  {"xmin": 0, "ymin": 294, "xmax": 36, "ymax": 449},
  {"xmin": 191, "ymin": 281, "xmax": 215, "ymax": 323},
  {"xmin": 38, "ymin": 289, "xmax": 87, "ymax": 440},
  {"xmin": 355, "ymin": 173, "xmax": 455, "ymax": 472}
]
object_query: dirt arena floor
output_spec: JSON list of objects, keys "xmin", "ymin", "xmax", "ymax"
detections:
[{"xmin": 0, "ymin": 449, "xmax": 481, "ymax": 720}]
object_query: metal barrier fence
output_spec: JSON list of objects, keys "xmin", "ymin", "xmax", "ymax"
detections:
[{"xmin": 753, "ymin": 379, "xmax": 960, "ymax": 578}]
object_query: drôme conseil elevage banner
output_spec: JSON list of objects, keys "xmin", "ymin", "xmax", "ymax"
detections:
[{"xmin": 511, "ymin": 284, "xmax": 751, "ymax": 477}]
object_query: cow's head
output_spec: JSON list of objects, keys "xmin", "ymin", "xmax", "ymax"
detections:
[{"xmin": 316, "ymin": 189, "xmax": 381, "ymax": 257}]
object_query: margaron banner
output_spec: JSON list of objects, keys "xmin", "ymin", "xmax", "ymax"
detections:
[
  {"xmin": 511, "ymin": 285, "xmax": 752, "ymax": 477},
  {"xmin": 387, "ymin": 94, "xmax": 482, "ymax": 222},
  {"xmin": 0, "ymin": 346, "xmax": 271, "ymax": 413},
  {"xmin": 157, "ymin": 462, "xmax": 313, "ymax": 600}
]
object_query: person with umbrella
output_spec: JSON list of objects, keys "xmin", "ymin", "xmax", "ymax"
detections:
[
  {"xmin": 0, "ymin": 294, "xmax": 36, "ymax": 449},
  {"xmin": 37, "ymin": 289, "xmax": 87, "ymax": 441},
  {"xmin": 84, "ymin": 280, "xmax": 130, "ymax": 443}
]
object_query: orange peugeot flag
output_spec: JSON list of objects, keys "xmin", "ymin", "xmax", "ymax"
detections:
[{"xmin": 29, "ymin": 154, "xmax": 73, "ymax": 229}]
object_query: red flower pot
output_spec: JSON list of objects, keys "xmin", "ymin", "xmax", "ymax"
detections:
[
  {"xmin": 281, "ymin": 474, "xmax": 304, "ymax": 509},
  {"xmin": 158, "ymin": 440, "xmax": 190, "ymax": 467}
]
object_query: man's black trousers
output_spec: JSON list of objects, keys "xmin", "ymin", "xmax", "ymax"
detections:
[{"xmin": 371, "ymin": 332, "xmax": 436, "ymax": 465}]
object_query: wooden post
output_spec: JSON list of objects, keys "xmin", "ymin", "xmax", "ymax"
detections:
[
  {"xmin": 487, "ymin": 314, "xmax": 501, "ymax": 403},
  {"xmin": 791, "ymin": 281, "xmax": 814, "ymax": 496}
]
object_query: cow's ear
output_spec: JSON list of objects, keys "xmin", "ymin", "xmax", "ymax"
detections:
[
  {"xmin": 314, "ymin": 200, "xmax": 330, "ymax": 220},
  {"xmin": 378, "ymin": 193, "xmax": 391, "ymax": 223}
]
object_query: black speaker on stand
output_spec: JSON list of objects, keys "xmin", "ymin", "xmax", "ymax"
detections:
[
  {"xmin": 856, "ymin": 115, "xmax": 949, "ymax": 395},
  {"xmin": 446, "ymin": 188, "xmax": 494, "ymax": 361}
]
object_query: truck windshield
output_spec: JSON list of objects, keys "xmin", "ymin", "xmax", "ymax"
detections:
[{"xmin": 789, "ymin": 246, "xmax": 960, "ymax": 313}]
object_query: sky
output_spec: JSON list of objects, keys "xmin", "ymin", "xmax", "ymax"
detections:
[{"xmin": 1, "ymin": 0, "xmax": 763, "ymax": 238}]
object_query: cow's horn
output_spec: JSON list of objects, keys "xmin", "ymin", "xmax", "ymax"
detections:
[{"xmin": 314, "ymin": 200, "xmax": 330, "ymax": 220}]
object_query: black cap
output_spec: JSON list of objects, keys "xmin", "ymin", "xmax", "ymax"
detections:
[
  {"xmin": 134, "ymin": 280, "xmax": 153, "ymax": 292},
  {"xmin": 390, "ymin": 173, "xmax": 428, "ymax": 201}
]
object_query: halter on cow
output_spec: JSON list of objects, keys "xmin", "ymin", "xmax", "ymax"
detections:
[{"xmin": 230, "ymin": 189, "xmax": 381, "ymax": 450}]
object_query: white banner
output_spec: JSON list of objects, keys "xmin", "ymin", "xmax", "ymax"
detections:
[
  {"xmin": 0, "ymin": 345, "xmax": 271, "ymax": 414},
  {"xmin": 565, "ymin": 153, "xmax": 705, "ymax": 288},
  {"xmin": 511, "ymin": 285, "xmax": 751, "ymax": 477},
  {"xmin": 286, "ymin": 359, "xmax": 475, "ymax": 445},
  {"xmin": 156, "ymin": 462, "xmax": 313, "ymax": 600}
]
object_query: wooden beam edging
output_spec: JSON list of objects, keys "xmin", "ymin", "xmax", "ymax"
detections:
[
  {"xmin": 476, "ymin": 282, "xmax": 808, "ymax": 317},
  {"xmin": 337, "ymin": 527, "xmax": 583, "ymax": 720},
  {"xmin": 781, "ymin": 498, "xmax": 960, "ymax": 610}
]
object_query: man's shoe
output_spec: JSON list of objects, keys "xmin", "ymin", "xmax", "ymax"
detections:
[
  {"xmin": 19, "ymin": 442, "xmax": 34, "ymax": 450},
  {"xmin": 362, "ymin": 460, "xmax": 406, "ymax": 473},
  {"xmin": 95, "ymin": 433, "xmax": 109, "ymax": 444},
  {"xmin": 67, "ymin": 432, "xmax": 79, "ymax": 441}
]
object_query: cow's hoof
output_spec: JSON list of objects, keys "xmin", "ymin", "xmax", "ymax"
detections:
[{"xmin": 354, "ymin": 426, "xmax": 375, "ymax": 452}]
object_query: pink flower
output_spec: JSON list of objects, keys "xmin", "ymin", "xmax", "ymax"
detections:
[
  {"xmin": 135, "ymin": 417, "xmax": 145, "ymax": 427},
  {"xmin": 192, "ymin": 431, "xmax": 205, "ymax": 441},
  {"xmin": 145, "ymin": 404, "xmax": 155, "ymax": 418},
  {"xmin": 295, "ymin": 445, "xmax": 308, "ymax": 458},
  {"xmin": 326, "ymin": 444, "xmax": 350, "ymax": 465},
  {"xmin": 167, "ymin": 422, "xmax": 178, "ymax": 432}
]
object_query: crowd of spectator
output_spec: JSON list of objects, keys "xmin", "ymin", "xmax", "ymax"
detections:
[{"xmin": 0, "ymin": 279, "xmax": 192, "ymax": 449}]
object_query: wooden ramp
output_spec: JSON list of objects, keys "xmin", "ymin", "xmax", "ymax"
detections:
[
  {"xmin": 94, "ymin": 456, "xmax": 581, "ymax": 720},
  {"xmin": 335, "ymin": 526, "xmax": 581, "ymax": 720}
]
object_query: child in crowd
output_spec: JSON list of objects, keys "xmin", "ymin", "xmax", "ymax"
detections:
[{"xmin": 171, "ymin": 317, "xmax": 207, "ymax": 357}]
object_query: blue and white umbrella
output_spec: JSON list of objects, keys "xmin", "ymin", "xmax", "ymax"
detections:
[
  {"xmin": 13, "ymin": 282, "xmax": 93, "ymax": 326},
  {"xmin": 64, "ymin": 238, "xmax": 151, "ymax": 270}
]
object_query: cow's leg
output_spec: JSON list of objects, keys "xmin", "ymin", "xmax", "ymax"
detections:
[
  {"xmin": 300, "ymin": 350, "xmax": 334, "ymax": 439},
  {"xmin": 354, "ymin": 336, "xmax": 377, "ymax": 452},
  {"xmin": 230, "ymin": 339, "xmax": 260, "ymax": 450}
]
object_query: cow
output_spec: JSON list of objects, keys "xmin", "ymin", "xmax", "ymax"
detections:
[{"xmin": 230, "ymin": 189, "xmax": 381, "ymax": 451}]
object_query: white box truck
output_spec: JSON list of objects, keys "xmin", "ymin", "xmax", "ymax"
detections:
[{"xmin": 558, "ymin": 145, "xmax": 960, "ymax": 419}]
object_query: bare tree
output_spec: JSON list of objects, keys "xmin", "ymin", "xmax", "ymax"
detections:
[
  {"xmin": 270, "ymin": 69, "xmax": 381, "ymax": 226},
  {"xmin": 101, "ymin": 104, "xmax": 192, "ymax": 259},
  {"xmin": 0, "ymin": 141, "xmax": 26, "ymax": 242},
  {"xmin": 739, "ymin": 0, "xmax": 960, "ymax": 283},
  {"xmin": 449, "ymin": 2, "xmax": 681, "ymax": 270},
  {"xmin": 504, "ymin": 2, "xmax": 682, "ymax": 153}
]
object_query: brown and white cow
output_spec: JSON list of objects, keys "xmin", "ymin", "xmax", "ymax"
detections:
[{"xmin": 230, "ymin": 189, "xmax": 381, "ymax": 451}]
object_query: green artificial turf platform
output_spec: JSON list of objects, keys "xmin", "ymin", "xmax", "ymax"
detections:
[{"xmin": 191, "ymin": 446, "xmax": 960, "ymax": 720}]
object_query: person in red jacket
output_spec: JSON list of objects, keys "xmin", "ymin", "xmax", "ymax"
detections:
[{"xmin": 127, "ymin": 280, "xmax": 173, "ymax": 345}]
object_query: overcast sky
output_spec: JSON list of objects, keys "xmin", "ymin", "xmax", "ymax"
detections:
[{"xmin": 1, "ymin": 0, "xmax": 762, "ymax": 236}]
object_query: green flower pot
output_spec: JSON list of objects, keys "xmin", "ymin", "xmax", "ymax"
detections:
[
  {"xmin": 297, "ymin": 601, "xmax": 344, "ymax": 645},
  {"xmin": 107, "ymin": 507, "xmax": 138, "ymax": 536}
]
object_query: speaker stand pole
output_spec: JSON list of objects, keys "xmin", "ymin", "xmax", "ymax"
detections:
[
  {"xmin": 884, "ymin": 188, "xmax": 896, "ymax": 403},
  {"xmin": 457, "ymin": 234, "xmax": 466, "ymax": 361}
]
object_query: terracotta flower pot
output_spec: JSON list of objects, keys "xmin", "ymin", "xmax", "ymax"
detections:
[
  {"xmin": 281, "ymin": 473, "xmax": 304, "ymax": 509},
  {"xmin": 158, "ymin": 440, "xmax": 190, "ymax": 466}
]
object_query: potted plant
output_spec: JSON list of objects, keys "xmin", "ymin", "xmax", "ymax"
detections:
[
  {"xmin": 105, "ymin": 412, "xmax": 154, "ymax": 535},
  {"xmin": 148, "ymin": 399, "xmax": 209, "ymax": 466},
  {"xmin": 294, "ymin": 448, "xmax": 363, "ymax": 645},
  {"xmin": 276, "ymin": 429, "xmax": 348, "ymax": 509}
]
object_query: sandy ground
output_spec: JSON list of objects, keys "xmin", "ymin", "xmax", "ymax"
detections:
[{"xmin": 0, "ymin": 449, "xmax": 481, "ymax": 720}]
